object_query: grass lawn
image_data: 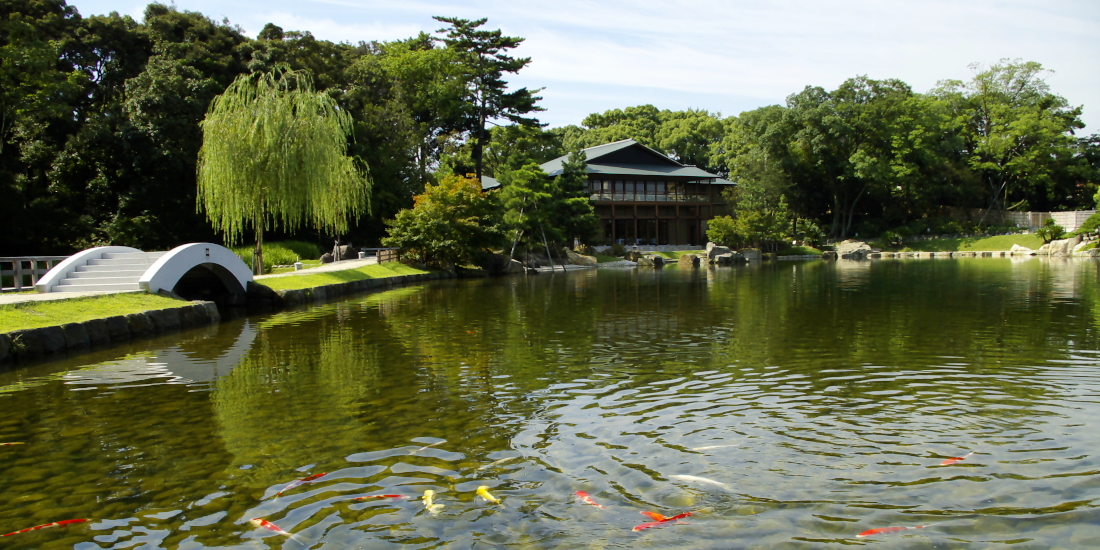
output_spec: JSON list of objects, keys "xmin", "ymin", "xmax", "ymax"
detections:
[
  {"xmin": 257, "ymin": 262, "xmax": 429, "ymax": 292},
  {"xmin": 651, "ymin": 250, "xmax": 706, "ymax": 260},
  {"xmin": 1, "ymin": 293, "xmax": 190, "ymax": 333},
  {"xmin": 267, "ymin": 259, "xmax": 322, "ymax": 275},
  {"xmin": 879, "ymin": 233, "xmax": 1044, "ymax": 252},
  {"xmin": 776, "ymin": 245, "xmax": 824, "ymax": 255},
  {"xmin": 593, "ymin": 253, "xmax": 622, "ymax": 263}
]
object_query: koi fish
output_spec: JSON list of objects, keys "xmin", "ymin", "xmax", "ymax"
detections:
[
  {"xmin": 856, "ymin": 524, "xmax": 930, "ymax": 538},
  {"xmin": 476, "ymin": 485, "xmax": 502, "ymax": 505},
  {"xmin": 692, "ymin": 443, "xmax": 741, "ymax": 451},
  {"xmin": 466, "ymin": 331, "xmax": 476, "ymax": 334},
  {"xmin": 411, "ymin": 440, "xmax": 445, "ymax": 454},
  {"xmin": 669, "ymin": 474, "xmax": 731, "ymax": 490},
  {"xmin": 940, "ymin": 452, "xmax": 975, "ymax": 465},
  {"xmin": 477, "ymin": 456, "xmax": 518, "ymax": 470},
  {"xmin": 352, "ymin": 494, "xmax": 407, "ymax": 501},
  {"xmin": 632, "ymin": 510, "xmax": 694, "ymax": 531},
  {"xmin": 574, "ymin": 491, "xmax": 605, "ymax": 509},
  {"xmin": 422, "ymin": 490, "xmax": 444, "ymax": 513},
  {"xmin": 275, "ymin": 472, "xmax": 326, "ymax": 497},
  {"xmin": 2, "ymin": 519, "xmax": 88, "ymax": 537},
  {"xmin": 0, "ymin": 442, "xmax": 24, "ymax": 446},
  {"xmin": 249, "ymin": 518, "xmax": 303, "ymax": 542}
]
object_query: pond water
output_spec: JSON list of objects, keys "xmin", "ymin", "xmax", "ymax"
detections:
[{"xmin": 2, "ymin": 258, "xmax": 1100, "ymax": 549}]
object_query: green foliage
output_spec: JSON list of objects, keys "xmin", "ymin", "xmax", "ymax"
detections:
[
  {"xmin": 198, "ymin": 65, "xmax": 370, "ymax": 249},
  {"xmin": 231, "ymin": 243, "xmax": 302, "ymax": 273},
  {"xmin": 1035, "ymin": 218, "xmax": 1065, "ymax": 243},
  {"xmin": 706, "ymin": 216, "xmax": 739, "ymax": 247},
  {"xmin": 561, "ymin": 105, "xmax": 725, "ymax": 174},
  {"xmin": 551, "ymin": 151, "xmax": 597, "ymax": 243},
  {"xmin": 382, "ymin": 174, "xmax": 503, "ymax": 267},
  {"xmin": 1072, "ymin": 212, "xmax": 1100, "ymax": 236},
  {"xmin": 279, "ymin": 240, "xmax": 322, "ymax": 260},
  {"xmin": 434, "ymin": 16, "xmax": 542, "ymax": 178}
]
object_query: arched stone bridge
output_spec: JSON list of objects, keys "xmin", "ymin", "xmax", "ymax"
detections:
[{"xmin": 36, "ymin": 243, "xmax": 253, "ymax": 301}]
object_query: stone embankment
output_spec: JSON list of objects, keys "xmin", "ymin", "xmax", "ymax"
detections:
[
  {"xmin": 1, "ymin": 271, "xmax": 452, "ymax": 365},
  {"xmin": 1, "ymin": 300, "xmax": 220, "ymax": 364}
]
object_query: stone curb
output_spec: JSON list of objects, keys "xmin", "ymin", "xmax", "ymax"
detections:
[
  {"xmin": 0, "ymin": 270, "xmax": 450, "ymax": 365},
  {"xmin": 0, "ymin": 301, "xmax": 219, "ymax": 365},
  {"xmin": 273, "ymin": 271, "xmax": 449, "ymax": 307}
]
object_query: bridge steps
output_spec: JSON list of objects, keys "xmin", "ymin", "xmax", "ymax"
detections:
[{"xmin": 53, "ymin": 251, "xmax": 166, "ymax": 293}]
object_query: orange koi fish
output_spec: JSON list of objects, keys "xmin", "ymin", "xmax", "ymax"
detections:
[
  {"xmin": 857, "ymin": 524, "xmax": 930, "ymax": 538},
  {"xmin": 2, "ymin": 519, "xmax": 88, "ymax": 537},
  {"xmin": 250, "ymin": 518, "xmax": 303, "ymax": 542},
  {"xmin": 574, "ymin": 491, "xmax": 605, "ymax": 509},
  {"xmin": 352, "ymin": 494, "xmax": 407, "ymax": 501},
  {"xmin": 940, "ymin": 452, "xmax": 975, "ymax": 465},
  {"xmin": 632, "ymin": 510, "xmax": 694, "ymax": 531},
  {"xmin": 275, "ymin": 472, "xmax": 326, "ymax": 497},
  {"xmin": 0, "ymin": 442, "xmax": 24, "ymax": 446}
]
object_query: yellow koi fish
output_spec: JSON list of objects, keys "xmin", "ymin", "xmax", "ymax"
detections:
[
  {"xmin": 422, "ymin": 490, "xmax": 444, "ymax": 513},
  {"xmin": 476, "ymin": 485, "xmax": 501, "ymax": 505}
]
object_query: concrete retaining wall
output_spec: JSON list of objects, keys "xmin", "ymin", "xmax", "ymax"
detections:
[
  {"xmin": 2, "ymin": 270, "xmax": 454, "ymax": 365},
  {"xmin": 0, "ymin": 301, "xmax": 219, "ymax": 364},
  {"xmin": 272, "ymin": 271, "xmax": 448, "ymax": 307}
]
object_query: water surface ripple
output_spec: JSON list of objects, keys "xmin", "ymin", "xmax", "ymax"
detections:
[{"xmin": 1, "ymin": 258, "xmax": 1098, "ymax": 549}]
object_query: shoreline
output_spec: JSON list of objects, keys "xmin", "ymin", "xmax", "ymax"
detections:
[{"xmin": 0, "ymin": 269, "xmax": 455, "ymax": 366}]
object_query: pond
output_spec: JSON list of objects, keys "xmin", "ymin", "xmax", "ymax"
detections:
[{"xmin": 1, "ymin": 258, "xmax": 1099, "ymax": 549}]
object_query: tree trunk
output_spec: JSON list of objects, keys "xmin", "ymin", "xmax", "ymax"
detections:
[
  {"xmin": 254, "ymin": 223, "xmax": 264, "ymax": 276},
  {"xmin": 509, "ymin": 229, "xmax": 522, "ymax": 261},
  {"xmin": 540, "ymin": 224, "xmax": 555, "ymax": 271},
  {"xmin": 473, "ymin": 102, "xmax": 486, "ymax": 179}
]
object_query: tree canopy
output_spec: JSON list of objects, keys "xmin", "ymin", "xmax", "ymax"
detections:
[{"xmin": 197, "ymin": 65, "xmax": 370, "ymax": 273}]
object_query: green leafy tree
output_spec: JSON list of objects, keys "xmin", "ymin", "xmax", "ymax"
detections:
[
  {"xmin": 434, "ymin": 16, "xmax": 543, "ymax": 179},
  {"xmin": 197, "ymin": 66, "xmax": 370, "ymax": 274},
  {"xmin": 381, "ymin": 174, "xmax": 503, "ymax": 267},
  {"xmin": 500, "ymin": 162, "xmax": 555, "ymax": 260},
  {"xmin": 549, "ymin": 151, "xmax": 597, "ymax": 245},
  {"xmin": 934, "ymin": 59, "xmax": 1084, "ymax": 220}
]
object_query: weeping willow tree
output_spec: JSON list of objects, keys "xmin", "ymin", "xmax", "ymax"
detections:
[{"xmin": 197, "ymin": 65, "xmax": 370, "ymax": 274}]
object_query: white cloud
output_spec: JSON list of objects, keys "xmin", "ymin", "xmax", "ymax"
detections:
[{"xmin": 69, "ymin": 0, "xmax": 1100, "ymax": 129}]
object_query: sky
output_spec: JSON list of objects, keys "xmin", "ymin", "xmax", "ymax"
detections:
[{"xmin": 70, "ymin": 0, "xmax": 1100, "ymax": 131}]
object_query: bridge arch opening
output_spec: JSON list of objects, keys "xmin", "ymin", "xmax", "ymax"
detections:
[{"xmin": 171, "ymin": 263, "xmax": 244, "ymax": 305}]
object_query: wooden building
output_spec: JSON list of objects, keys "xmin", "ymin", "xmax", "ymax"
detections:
[{"xmin": 541, "ymin": 139, "xmax": 733, "ymax": 246}]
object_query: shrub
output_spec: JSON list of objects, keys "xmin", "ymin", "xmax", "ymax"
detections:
[
  {"xmin": 1071, "ymin": 212, "xmax": 1100, "ymax": 236},
  {"xmin": 231, "ymin": 242, "xmax": 304, "ymax": 272},
  {"xmin": 1035, "ymin": 218, "xmax": 1065, "ymax": 243},
  {"xmin": 611, "ymin": 243, "xmax": 626, "ymax": 257},
  {"xmin": 881, "ymin": 230, "xmax": 903, "ymax": 247},
  {"xmin": 280, "ymin": 240, "xmax": 321, "ymax": 260}
]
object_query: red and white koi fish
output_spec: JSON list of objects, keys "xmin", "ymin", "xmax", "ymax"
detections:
[
  {"xmin": 2, "ymin": 519, "xmax": 88, "ymax": 537},
  {"xmin": 411, "ymin": 440, "xmax": 445, "ymax": 454},
  {"xmin": 856, "ymin": 524, "xmax": 931, "ymax": 538},
  {"xmin": 352, "ymin": 494, "xmax": 408, "ymax": 501},
  {"xmin": 250, "ymin": 518, "xmax": 303, "ymax": 542},
  {"xmin": 632, "ymin": 510, "xmax": 694, "ymax": 532},
  {"xmin": 0, "ymin": 442, "xmax": 24, "ymax": 446},
  {"xmin": 275, "ymin": 472, "xmax": 326, "ymax": 497},
  {"xmin": 574, "ymin": 491, "xmax": 605, "ymax": 509},
  {"xmin": 940, "ymin": 452, "xmax": 975, "ymax": 465}
]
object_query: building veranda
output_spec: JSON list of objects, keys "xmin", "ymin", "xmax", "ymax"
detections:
[{"xmin": 540, "ymin": 139, "xmax": 733, "ymax": 246}]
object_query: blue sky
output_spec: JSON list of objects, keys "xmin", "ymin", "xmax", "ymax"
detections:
[{"xmin": 71, "ymin": 0, "xmax": 1100, "ymax": 131}]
